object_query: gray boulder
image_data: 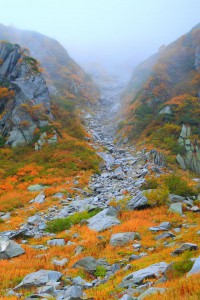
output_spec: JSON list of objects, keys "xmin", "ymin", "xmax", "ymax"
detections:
[
  {"xmin": 110, "ymin": 232, "xmax": 140, "ymax": 246},
  {"xmin": 169, "ymin": 194, "xmax": 186, "ymax": 203},
  {"xmin": 127, "ymin": 193, "xmax": 148, "ymax": 210},
  {"xmin": 0, "ymin": 235, "xmax": 25, "ymax": 259},
  {"xmin": 73, "ymin": 256, "xmax": 108, "ymax": 276},
  {"xmin": 73, "ymin": 256, "xmax": 98, "ymax": 274},
  {"xmin": 171, "ymin": 243, "xmax": 198, "ymax": 256},
  {"xmin": 14, "ymin": 269, "xmax": 62, "ymax": 290},
  {"xmin": 47, "ymin": 239, "xmax": 66, "ymax": 246},
  {"xmin": 27, "ymin": 184, "xmax": 45, "ymax": 191},
  {"xmin": 149, "ymin": 222, "xmax": 171, "ymax": 231},
  {"xmin": 63, "ymin": 285, "xmax": 83, "ymax": 299},
  {"xmin": 188, "ymin": 256, "xmax": 200, "ymax": 276},
  {"xmin": 120, "ymin": 295, "xmax": 136, "ymax": 300},
  {"xmin": 138, "ymin": 287, "xmax": 166, "ymax": 300},
  {"xmin": 98, "ymin": 152, "xmax": 115, "ymax": 170},
  {"xmin": 121, "ymin": 262, "xmax": 168, "ymax": 287},
  {"xmin": 32, "ymin": 191, "xmax": 46, "ymax": 204},
  {"xmin": 87, "ymin": 207, "xmax": 120, "ymax": 232},
  {"xmin": 169, "ymin": 203, "xmax": 183, "ymax": 215},
  {"xmin": 155, "ymin": 232, "xmax": 175, "ymax": 240},
  {"xmin": 159, "ymin": 106, "xmax": 172, "ymax": 115}
]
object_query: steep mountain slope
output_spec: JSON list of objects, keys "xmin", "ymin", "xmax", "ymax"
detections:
[
  {"xmin": 0, "ymin": 23, "xmax": 98, "ymax": 103},
  {"xmin": 0, "ymin": 41, "xmax": 51, "ymax": 147},
  {"xmin": 122, "ymin": 24, "xmax": 200, "ymax": 172}
]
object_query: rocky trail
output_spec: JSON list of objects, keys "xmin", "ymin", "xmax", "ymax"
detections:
[{"xmin": 1, "ymin": 80, "xmax": 200, "ymax": 300}]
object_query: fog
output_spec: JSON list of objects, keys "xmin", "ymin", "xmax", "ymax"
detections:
[{"xmin": 1, "ymin": 0, "xmax": 200, "ymax": 77}]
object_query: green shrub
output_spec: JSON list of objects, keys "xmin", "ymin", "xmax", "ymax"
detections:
[
  {"xmin": 46, "ymin": 208, "xmax": 101, "ymax": 233},
  {"xmin": 94, "ymin": 266, "xmax": 107, "ymax": 278},
  {"xmin": 164, "ymin": 174, "xmax": 196, "ymax": 196},
  {"xmin": 141, "ymin": 177, "xmax": 159, "ymax": 190},
  {"xmin": 144, "ymin": 186, "xmax": 169, "ymax": 207},
  {"xmin": 0, "ymin": 136, "xmax": 6, "ymax": 148},
  {"xmin": 173, "ymin": 259, "xmax": 194, "ymax": 277}
]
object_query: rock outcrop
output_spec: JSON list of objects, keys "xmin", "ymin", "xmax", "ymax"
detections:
[
  {"xmin": 0, "ymin": 23, "xmax": 98, "ymax": 103},
  {"xmin": 0, "ymin": 41, "xmax": 51, "ymax": 147},
  {"xmin": 177, "ymin": 125, "xmax": 200, "ymax": 174}
]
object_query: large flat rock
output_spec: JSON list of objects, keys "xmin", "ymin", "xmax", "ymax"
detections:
[
  {"xmin": 110, "ymin": 232, "xmax": 140, "ymax": 246},
  {"xmin": 87, "ymin": 207, "xmax": 120, "ymax": 232},
  {"xmin": 121, "ymin": 262, "xmax": 168, "ymax": 286},
  {"xmin": 0, "ymin": 235, "xmax": 25, "ymax": 259},
  {"xmin": 14, "ymin": 269, "xmax": 62, "ymax": 290}
]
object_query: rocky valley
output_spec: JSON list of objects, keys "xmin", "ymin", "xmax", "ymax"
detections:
[{"xmin": 0, "ymin": 19, "xmax": 200, "ymax": 300}]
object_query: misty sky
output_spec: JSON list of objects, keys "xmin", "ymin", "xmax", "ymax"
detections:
[{"xmin": 1, "ymin": 0, "xmax": 200, "ymax": 71}]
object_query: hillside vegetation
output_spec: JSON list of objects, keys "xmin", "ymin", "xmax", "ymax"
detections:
[
  {"xmin": 122, "ymin": 24, "xmax": 200, "ymax": 161},
  {"xmin": 0, "ymin": 23, "xmax": 99, "ymax": 104}
]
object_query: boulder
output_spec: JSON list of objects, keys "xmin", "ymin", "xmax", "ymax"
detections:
[
  {"xmin": 171, "ymin": 243, "xmax": 198, "ymax": 256},
  {"xmin": 14, "ymin": 269, "xmax": 62, "ymax": 290},
  {"xmin": 169, "ymin": 203, "xmax": 183, "ymax": 215},
  {"xmin": 73, "ymin": 256, "xmax": 98, "ymax": 274},
  {"xmin": 28, "ymin": 215, "xmax": 45, "ymax": 226},
  {"xmin": 155, "ymin": 232, "xmax": 175, "ymax": 240},
  {"xmin": 73, "ymin": 256, "xmax": 108, "ymax": 275},
  {"xmin": 127, "ymin": 193, "xmax": 148, "ymax": 210},
  {"xmin": 138, "ymin": 287, "xmax": 166, "ymax": 300},
  {"xmin": 87, "ymin": 207, "xmax": 120, "ymax": 232},
  {"xmin": 32, "ymin": 191, "xmax": 46, "ymax": 204},
  {"xmin": 63, "ymin": 285, "xmax": 83, "ymax": 299},
  {"xmin": 188, "ymin": 256, "xmax": 200, "ymax": 275},
  {"xmin": 110, "ymin": 232, "xmax": 140, "ymax": 246},
  {"xmin": 120, "ymin": 295, "xmax": 136, "ymax": 300},
  {"xmin": 0, "ymin": 235, "xmax": 25, "ymax": 259},
  {"xmin": 52, "ymin": 258, "xmax": 68, "ymax": 266},
  {"xmin": 121, "ymin": 262, "xmax": 168, "ymax": 287},
  {"xmin": 169, "ymin": 194, "xmax": 186, "ymax": 203},
  {"xmin": 27, "ymin": 184, "xmax": 45, "ymax": 191},
  {"xmin": 97, "ymin": 152, "xmax": 115, "ymax": 170},
  {"xmin": 159, "ymin": 106, "xmax": 172, "ymax": 115},
  {"xmin": 149, "ymin": 222, "xmax": 171, "ymax": 231},
  {"xmin": 47, "ymin": 239, "xmax": 66, "ymax": 246}
]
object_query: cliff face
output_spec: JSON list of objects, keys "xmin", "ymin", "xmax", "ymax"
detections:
[
  {"xmin": 0, "ymin": 41, "xmax": 51, "ymax": 147},
  {"xmin": 0, "ymin": 24, "xmax": 98, "ymax": 103}
]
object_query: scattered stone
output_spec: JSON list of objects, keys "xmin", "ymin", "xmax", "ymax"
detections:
[
  {"xmin": 187, "ymin": 256, "xmax": 200, "ymax": 275},
  {"xmin": 121, "ymin": 262, "xmax": 168, "ymax": 287},
  {"xmin": 32, "ymin": 191, "xmax": 46, "ymax": 204},
  {"xmin": 52, "ymin": 258, "xmax": 68, "ymax": 266},
  {"xmin": 73, "ymin": 256, "xmax": 99, "ymax": 274},
  {"xmin": 169, "ymin": 203, "xmax": 183, "ymax": 215},
  {"xmin": 155, "ymin": 232, "xmax": 175, "ymax": 240},
  {"xmin": 149, "ymin": 222, "xmax": 171, "ymax": 231},
  {"xmin": 127, "ymin": 193, "xmax": 148, "ymax": 210},
  {"xmin": 171, "ymin": 243, "xmax": 198, "ymax": 256},
  {"xmin": 0, "ymin": 212, "xmax": 11, "ymax": 220},
  {"xmin": 120, "ymin": 294, "xmax": 136, "ymax": 300},
  {"xmin": 14, "ymin": 269, "xmax": 62, "ymax": 290},
  {"xmin": 159, "ymin": 106, "xmax": 172, "ymax": 115},
  {"xmin": 87, "ymin": 207, "xmax": 120, "ymax": 232},
  {"xmin": 74, "ymin": 245, "xmax": 84, "ymax": 255},
  {"xmin": 0, "ymin": 235, "xmax": 25, "ymax": 259},
  {"xmin": 63, "ymin": 285, "xmax": 83, "ymax": 299},
  {"xmin": 47, "ymin": 239, "xmax": 66, "ymax": 246},
  {"xmin": 110, "ymin": 232, "xmax": 140, "ymax": 246},
  {"xmin": 138, "ymin": 287, "xmax": 166, "ymax": 300},
  {"xmin": 169, "ymin": 194, "xmax": 186, "ymax": 203},
  {"xmin": 27, "ymin": 184, "xmax": 45, "ymax": 191},
  {"xmin": 97, "ymin": 152, "xmax": 115, "ymax": 170}
]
